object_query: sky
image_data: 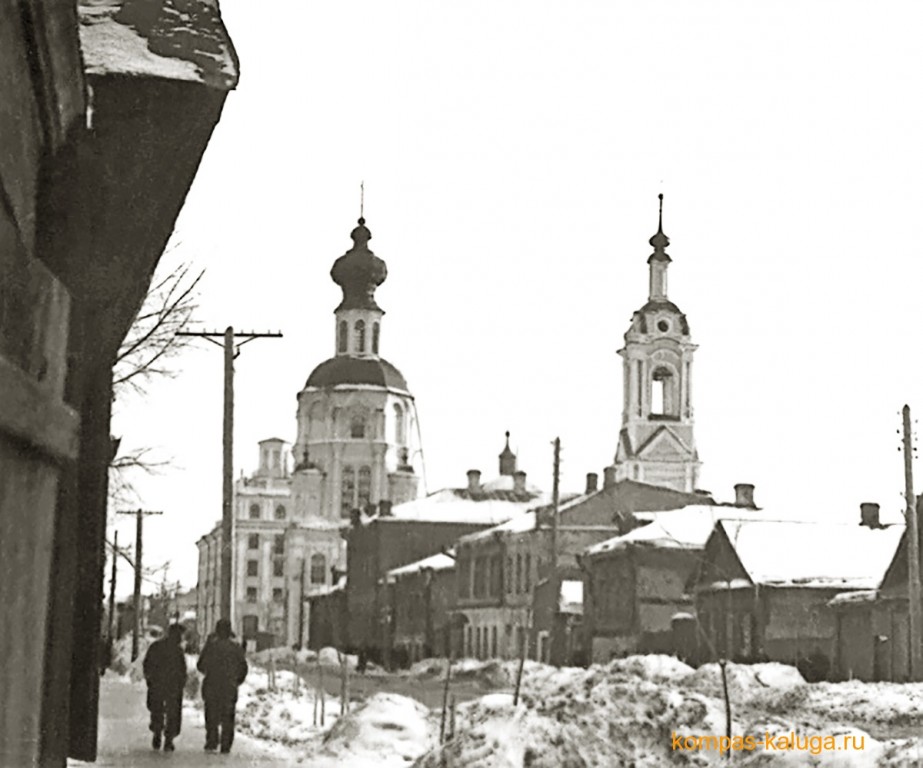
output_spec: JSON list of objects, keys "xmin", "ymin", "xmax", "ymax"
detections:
[{"xmin": 109, "ymin": 0, "xmax": 923, "ymax": 595}]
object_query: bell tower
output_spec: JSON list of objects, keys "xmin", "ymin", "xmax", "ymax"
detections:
[{"xmin": 612, "ymin": 195, "xmax": 700, "ymax": 492}]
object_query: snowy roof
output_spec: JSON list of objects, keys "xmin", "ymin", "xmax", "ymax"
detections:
[
  {"xmin": 79, "ymin": 0, "xmax": 238, "ymax": 89},
  {"xmin": 585, "ymin": 505, "xmax": 748, "ymax": 555},
  {"xmin": 385, "ymin": 478, "xmax": 551, "ymax": 526},
  {"xmin": 714, "ymin": 520, "xmax": 905, "ymax": 590},
  {"xmin": 828, "ymin": 589, "xmax": 878, "ymax": 607},
  {"xmin": 387, "ymin": 551, "xmax": 456, "ymax": 579},
  {"xmin": 455, "ymin": 490, "xmax": 590, "ymax": 544}
]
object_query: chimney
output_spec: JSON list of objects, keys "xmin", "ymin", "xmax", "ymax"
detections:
[
  {"xmin": 513, "ymin": 470, "xmax": 527, "ymax": 494},
  {"xmin": 467, "ymin": 469, "xmax": 482, "ymax": 493},
  {"xmin": 860, "ymin": 502, "xmax": 881, "ymax": 529},
  {"xmin": 378, "ymin": 500, "xmax": 393, "ymax": 517},
  {"xmin": 585, "ymin": 472, "xmax": 599, "ymax": 494},
  {"xmin": 734, "ymin": 483, "xmax": 756, "ymax": 508},
  {"xmin": 603, "ymin": 466, "xmax": 616, "ymax": 489}
]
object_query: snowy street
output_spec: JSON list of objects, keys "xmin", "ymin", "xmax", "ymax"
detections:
[{"xmin": 68, "ymin": 676, "xmax": 295, "ymax": 767}]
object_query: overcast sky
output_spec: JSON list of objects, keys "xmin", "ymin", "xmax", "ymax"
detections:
[{"xmin": 110, "ymin": 0, "xmax": 923, "ymax": 595}]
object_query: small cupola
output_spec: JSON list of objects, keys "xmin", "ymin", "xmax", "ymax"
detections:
[
  {"xmin": 648, "ymin": 194, "xmax": 671, "ymax": 300},
  {"xmin": 498, "ymin": 431, "xmax": 517, "ymax": 476},
  {"xmin": 330, "ymin": 218, "xmax": 388, "ymax": 312}
]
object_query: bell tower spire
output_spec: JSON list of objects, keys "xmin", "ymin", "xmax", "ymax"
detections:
[{"xmin": 611, "ymin": 195, "xmax": 700, "ymax": 493}]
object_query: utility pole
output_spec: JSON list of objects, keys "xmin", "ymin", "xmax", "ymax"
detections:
[
  {"xmin": 903, "ymin": 405, "xmax": 922, "ymax": 680},
  {"xmin": 550, "ymin": 437, "xmax": 561, "ymax": 574},
  {"xmin": 117, "ymin": 508, "xmax": 162, "ymax": 661},
  {"xmin": 178, "ymin": 326, "xmax": 282, "ymax": 626},
  {"xmin": 107, "ymin": 530, "xmax": 119, "ymax": 654},
  {"xmin": 299, "ymin": 557, "xmax": 306, "ymax": 649}
]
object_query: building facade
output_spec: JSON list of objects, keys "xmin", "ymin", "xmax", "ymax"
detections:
[
  {"xmin": 197, "ymin": 216, "xmax": 424, "ymax": 648},
  {"xmin": 613, "ymin": 195, "xmax": 701, "ymax": 492}
]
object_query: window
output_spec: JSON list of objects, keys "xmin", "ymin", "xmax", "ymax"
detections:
[
  {"xmin": 355, "ymin": 319, "xmax": 366, "ymax": 353},
  {"xmin": 249, "ymin": 503, "xmax": 260, "ymax": 520},
  {"xmin": 458, "ymin": 556, "xmax": 472, "ymax": 599},
  {"xmin": 246, "ymin": 587, "xmax": 257, "ymax": 603},
  {"xmin": 247, "ymin": 560, "xmax": 258, "ymax": 577},
  {"xmin": 358, "ymin": 466, "xmax": 371, "ymax": 511},
  {"xmin": 337, "ymin": 320, "xmax": 347, "ymax": 353},
  {"xmin": 506, "ymin": 556, "xmax": 513, "ymax": 593},
  {"xmin": 651, "ymin": 366, "xmax": 674, "ymax": 417},
  {"xmin": 393, "ymin": 403, "xmax": 405, "ymax": 444},
  {"xmin": 242, "ymin": 615, "xmax": 258, "ymax": 638},
  {"xmin": 273, "ymin": 559, "xmax": 284, "ymax": 577},
  {"xmin": 372, "ymin": 322, "xmax": 380, "ymax": 354},
  {"xmin": 636, "ymin": 361, "xmax": 643, "ymax": 416},
  {"xmin": 473, "ymin": 556, "xmax": 487, "ymax": 598},
  {"xmin": 248, "ymin": 534, "xmax": 259, "ymax": 550},
  {"xmin": 341, "ymin": 466, "xmax": 356, "ymax": 516},
  {"xmin": 491, "ymin": 626, "xmax": 498, "ymax": 658},
  {"xmin": 272, "ymin": 588, "xmax": 284, "ymax": 603},
  {"xmin": 273, "ymin": 534, "xmax": 284, "ymax": 555},
  {"xmin": 350, "ymin": 416, "xmax": 366, "ymax": 438},
  {"xmin": 275, "ymin": 504, "xmax": 286, "ymax": 521},
  {"xmin": 516, "ymin": 553, "xmax": 522, "ymax": 593},
  {"xmin": 524, "ymin": 553, "xmax": 531, "ymax": 592},
  {"xmin": 310, "ymin": 553, "xmax": 326, "ymax": 584}
]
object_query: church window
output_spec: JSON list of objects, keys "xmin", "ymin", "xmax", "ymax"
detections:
[
  {"xmin": 337, "ymin": 320, "xmax": 347, "ymax": 353},
  {"xmin": 248, "ymin": 534, "xmax": 259, "ymax": 550},
  {"xmin": 357, "ymin": 465, "xmax": 372, "ymax": 510},
  {"xmin": 351, "ymin": 416, "xmax": 367, "ymax": 438},
  {"xmin": 310, "ymin": 553, "xmax": 327, "ymax": 584},
  {"xmin": 341, "ymin": 466, "xmax": 356, "ymax": 516},
  {"xmin": 247, "ymin": 560, "xmax": 258, "ymax": 577},
  {"xmin": 372, "ymin": 322, "xmax": 380, "ymax": 354},
  {"xmin": 393, "ymin": 403, "xmax": 406, "ymax": 444},
  {"xmin": 651, "ymin": 367, "xmax": 672, "ymax": 416},
  {"xmin": 275, "ymin": 504, "xmax": 287, "ymax": 520},
  {"xmin": 273, "ymin": 534, "xmax": 284, "ymax": 555},
  {"xmin": 249, "ymin": 503, "xmax": 260, "ymax": 520},
  {"xmin": 355, "ymin": 320, "xmax": 366, "ymax": 353},
  {"xmin": 246, "ymin": 587, "xmax": 257, "ymax": 603},
  {"xmin": 657, "ymin": 319, "xmax": 670, "ymax": 333},
  {"xmin": 272, "ymin": 588, "xmax": 283, "ymax": 603},
  {"xmin": 273, "ymin": 559, "xmax": 284, "ymax": 577}
]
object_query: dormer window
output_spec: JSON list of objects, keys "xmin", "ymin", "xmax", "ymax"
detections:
[{"xmin": 355, "ymin": 320, "xmax": 366, "ymax": 353}]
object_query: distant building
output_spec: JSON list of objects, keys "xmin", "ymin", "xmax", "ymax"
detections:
[
  {"xmin": 196, "ymin": 216, "xmax": 424, "ymax": 648},
  {"xmin": 344, "ymin": 435, "xmax": 547, "ymax": 665},
  {"xmin": 692, "ymin": 516, "xmax": 902, "ymax": 679},
  {"xmin": 612, "ymin": 196, "xmax": 701, "ymax": 492}
]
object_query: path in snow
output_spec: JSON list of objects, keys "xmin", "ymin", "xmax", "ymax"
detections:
[{"xmin": 69, "ymin": 675, "xmax": 296, "ymax": 767}]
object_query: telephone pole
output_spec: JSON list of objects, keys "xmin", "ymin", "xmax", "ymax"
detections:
[
  {"xmin": 550, "ymin": 437, "xmax": 561, "ymax": 575},
  {"xmin": 178, "ymin": 326, "xmax": 282, "ymax": 625},
  {"xmin": 902, "ymin": 405, "xmax": 922, "ymax": 680},
  {"xmin": 107, "ymin": 530, "xmax": 119, "ymax": 657},
  {"xmin": 117, "ymin": 508, "xmax": 162, "ymax": 661}
]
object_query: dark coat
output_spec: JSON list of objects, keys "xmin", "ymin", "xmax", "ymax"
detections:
[
  {"xmin": 196, "ymin": 637, "xmax": 248, "ymax": 704},
  {"xmin": 143, "ymin": 637, "xmax": 187, "ymax": 696}
]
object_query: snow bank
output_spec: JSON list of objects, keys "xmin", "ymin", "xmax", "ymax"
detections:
[
  {"xmin": 607, "ymin": 654, "xmax": 695, "ymax": 682},
  {"xmin": 683, "ymin": 661, "xmax": 804, "ymax": 701},
  {"xmin": 312, "ymin": 692, "xmax": 436, "ymax": 767}
]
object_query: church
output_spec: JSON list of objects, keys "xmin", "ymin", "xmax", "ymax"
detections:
[{"xmin": 196, "ymin": 216, "xmax": 424, "ymax": 648}]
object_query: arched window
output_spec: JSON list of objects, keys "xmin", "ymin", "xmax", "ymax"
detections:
[
  {"xmin": 357, "ymin": 465, "xmax": 372, "ymax": 510},
  {"xmin": 341, "ymin": 466, "xmax": 355, "ymax": 517},
  {"xmin": 274, "ymin": 504, "xmax": 286, "ymax": 520},
  {"xmin": 355, "ymin": 320, "xmax": 366, "ymax": 353},
  {"xmin": 651, "ymin": 366, "xmax": 674, "ymax": 417},
  {"xmin": 337, "ymin": 320, "xmax": 347, "ymax": 353},
  {"xmin": 310, "ymin": 553, "xmax": 326, "ymax": 584},
  {"xmin": 372, "ymin": 322, "xmax": 380, "ymax": 354},
  {"xmin": 393, "ymin": 403, "xmax": 406, "ymax": 444},
  {"xmin": 350, "ymin": 415, "xmax": 366, "ymax": 438},
  {"xmin": 249, "ymin": 503, "xmax": 260, "ymax": 520}
]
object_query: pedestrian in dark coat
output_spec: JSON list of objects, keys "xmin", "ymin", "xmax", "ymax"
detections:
[
  {"xmin": 197, "ymin": 619, "xmax": 248, "ymax": 754},
  {"xmin": 142, "ymin": 623, "xmax": 187, "ymax": 751}
]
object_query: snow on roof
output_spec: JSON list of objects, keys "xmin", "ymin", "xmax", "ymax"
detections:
[
  {"xmin": 79, "ymin": 0, "xmax": 237, "ymax": 88},
  {"xmin": 454, "ymin": 490, "xmax": 589, "ymax": 544},
  {"xmin": 386, "ymin": 483, "xmax": 553, "ymax": 526},
  {"xmin": 387, "ymin": 551, "xmax": 456, "ymax": 579},
  {"xmin": 716, "ymin": 519, "xmax": 904, "ymax": 590},
  {"xmin": 828, "ymin": 589, "xmax": 878, "ymax": 607},
  {"xmin": 585, "ymin": 505, "xmax": 739, "ymax": 555}
]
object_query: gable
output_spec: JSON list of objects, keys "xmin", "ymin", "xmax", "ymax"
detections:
[
  {"xmin": 636, "ymin": 427, "xmax": 693, "ymax": 461},
  {"xmin": 689, "ymin": 524, "xmax": 751, "ymax": 592}
]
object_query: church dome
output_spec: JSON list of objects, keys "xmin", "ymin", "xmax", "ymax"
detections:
[
  {"xmin": 330, "ymin": 218, "xmax": 388, "ymax": 311},
  {"xmin": 305, "ymin": 356, "xmax": 409, "ymax": 391}
]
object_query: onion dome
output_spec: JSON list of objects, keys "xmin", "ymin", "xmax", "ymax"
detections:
[
  {"xmin": 648, "ymin": 194, "xmax": 671, "ymax": 264},
  {"xmin": 330, "ymin": 218, "xmax": 388, "ymax": 311}
]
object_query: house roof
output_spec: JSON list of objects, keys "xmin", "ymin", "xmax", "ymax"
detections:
[
  {"xmin": 711, "ymin": 519, "xmax": 905, "ymax": 590},
  {"xmin": 304, "ymin": 356, "xmax": 409, "ymax": 392},
  {"xmin": 386, "ymin": 551, "xmax": 456, "ymax": 579},
  {"xmin": 385, "ymin": 478, "xmax": 550, "ymax": 526},
  {"xmin": 79, "ymin": 0, "xmax": 238, "ymax": 89},
  {"xmin": 455, "ymin": 489, "xmax": 589, "ymax": 544},
  {"xmin": 585, "ymin": 505, "xmax": 743, "ymax": 555}
]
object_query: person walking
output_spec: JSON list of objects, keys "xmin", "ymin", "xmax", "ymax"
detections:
[
  {"xmin": 197, "ymin": 618, "xmax": 248, "ymax": 754},
  {"xmin": 142, "ymin": 623, "xmax": 187, "ymax": 751}
]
